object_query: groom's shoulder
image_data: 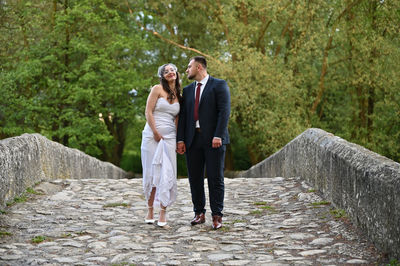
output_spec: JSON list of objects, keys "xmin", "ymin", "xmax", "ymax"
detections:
[
  {"xmin": 209, "ymin": 76, "xmax": 228, "ymax": 87},
  {"xmin": 183, "ymin": 82, "xmax": 195, "ymax": 90}
]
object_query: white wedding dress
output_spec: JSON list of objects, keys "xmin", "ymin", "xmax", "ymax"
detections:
[{"xmin": 141, "ymin": 97, "xmax": 180, "ymax": 208}]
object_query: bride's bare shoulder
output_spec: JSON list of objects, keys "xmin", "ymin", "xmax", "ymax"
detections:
[
  {"xmin": 150, "ymin": 84, "xmax": 163, "ymax": 92},
  {"xmin": 148, "ymin": 84, "xmax": 164, "ymax": 98}
]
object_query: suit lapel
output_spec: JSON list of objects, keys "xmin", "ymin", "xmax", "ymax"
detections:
[
  {"xmin": 187, "ymin": 82, "xmax": 196, "ymax": 107},
  {"xmin": 199, "ymin": 76, "xmax": 213, "ymax": 105}
]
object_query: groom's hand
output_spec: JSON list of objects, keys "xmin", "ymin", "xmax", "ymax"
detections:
[
  {"xmin": 212, "ymin": 137, "xmax": 222, "ymax": 148},
  {"xmin": 177, "ymin": 142, "xmax": 186, "ymax": 154}
]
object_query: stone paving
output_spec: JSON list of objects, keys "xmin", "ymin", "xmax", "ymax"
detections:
[{"xmin": 0, "ymin": 177, "xmax": 383, "ymax": 265}]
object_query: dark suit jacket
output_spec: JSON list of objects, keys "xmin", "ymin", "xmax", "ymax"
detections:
[{"xmin": 177, "ymin": 76, "xmax": 230, "ymax": 149}]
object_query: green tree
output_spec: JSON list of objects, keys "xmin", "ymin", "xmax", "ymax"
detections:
[
  {"xmin": 307, "ymin": 0, "xmax": 400, "ymax": 161},
  {"xmin": 0, "ymin": 0, "xmax": 150, "ymax": 166},
  {"xmin": 2, "ymin": 0, "xmax": 399, "ymax": 173},
  {"xmin": 133, "ymin": 0, "xmax": 307, "ymax": 165},
  {"xmin": 134, "ymin": 0, "xmax": 400, "ymax": 165}
]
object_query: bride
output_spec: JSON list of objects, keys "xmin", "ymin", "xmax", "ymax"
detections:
[{"xmin": 141, "ymin": 63, "xmax": 181, "ymax": 227}]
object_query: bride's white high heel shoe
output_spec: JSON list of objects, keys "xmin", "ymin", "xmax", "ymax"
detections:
[
  {"xmin": 145, "ymin": 206, "xmax": 155, "ymax": 224},
  {"xmin": 157, "ymin": 207, "xmax": 167, "ymax": 227}
]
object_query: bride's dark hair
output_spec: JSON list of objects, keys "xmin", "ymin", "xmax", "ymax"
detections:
[{"xmin": 158, "ymin": 63, "xmax": 181, "ymax": 103}]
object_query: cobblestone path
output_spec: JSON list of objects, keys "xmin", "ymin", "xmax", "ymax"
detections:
[{"xmin": 0, "ymin": 177, "xmax": 382, "ymax": 265}]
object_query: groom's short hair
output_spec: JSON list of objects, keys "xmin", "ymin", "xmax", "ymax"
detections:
[{"xmin": 191, "ymin": 56, "xmax": 207, "ymax": 69}]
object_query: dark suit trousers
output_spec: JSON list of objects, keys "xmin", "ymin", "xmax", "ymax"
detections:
[{"xmin": 186, "ymin": 130, "xmax": 226, "ymax": 217}]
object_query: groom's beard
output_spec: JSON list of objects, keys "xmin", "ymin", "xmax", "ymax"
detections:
[{"xmin": 188, "ymin": 74, "xmax": 195, "ymax": 80}]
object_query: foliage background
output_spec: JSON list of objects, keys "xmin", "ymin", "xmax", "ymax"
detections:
[{"xmin": 1, "ymin": 0, "xmax": 399, "ymax": 176}]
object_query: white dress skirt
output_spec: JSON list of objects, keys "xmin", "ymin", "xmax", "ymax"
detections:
[{"xmin": 141, "ymin": 97, "xmax": 180, "ymax": 208}]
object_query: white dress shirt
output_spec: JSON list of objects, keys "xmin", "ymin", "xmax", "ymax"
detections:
[{"xmin": 195, "ymin": 75, "xmax": 209, "ymax": 128}]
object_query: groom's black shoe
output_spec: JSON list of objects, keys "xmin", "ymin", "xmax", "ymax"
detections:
[{"xmin": 191, "ymin": 213, "xmax": 205, "ymax": 225}]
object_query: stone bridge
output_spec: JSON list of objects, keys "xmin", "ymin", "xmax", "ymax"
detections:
[{"xmin": 0, "ymin": 128, "xmax": 399, "ymax": 265}]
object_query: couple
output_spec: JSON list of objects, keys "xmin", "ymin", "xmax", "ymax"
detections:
[{"xmin": 140, "ymin": 56, "xmax": 231, "ymax": 229}]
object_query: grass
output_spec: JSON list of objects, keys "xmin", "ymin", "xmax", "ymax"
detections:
[
  {"xmin": 103, "ymin": 202, "xmax": 129, "ymax": 208},
  {"xmin": 0, "ymin": 231, "xmax": 12, "ymax": 238},
  {"xmin": 5, "ymin": 186, "xmax": 44, "ymax": 207},
  {"xmin": 330, "ymin": 208, "xmax": 347, "ymax": 219},
  {"xmin": 252, "ymin": 201, "xmax": 277, "ymax": 212},
  {"xmin": 7, "ymin": 195, "xmax": 28, "ymax": 206},
  {"xmin": 251, "ymin": 201, "xmax": 278, "ymax": 215},
  {"xmin": 224, "ymin": 219, "xmax": 246, "ymax": 225},
  {"xmin": 31, "ymin": 235, "xmax": 47, "ymax": 244},
  {"xmin": 307, "ymin": 189, "xmax": 316, "ymax": 193},
  {"xmin": 311, "ymin": 201, "xmax": 331, "ymax": 207},
  {"xmin": 260, "ymin": 205, "xmax": 275, "ymax": 211},
  {"xmin": 250, "ymin": 210, "xmax": 263, "ymax": 215},
  {"xmin": 14, "ymin": 195, "xmax": 28, "ymax": 203},
  {"xmin": 220, "ymin": 226, "xmax": 231, "ymax": 232},
  {"xmin": 26, "ymin": 187, "xmax": 43, "ymax": 195},
  {"xmin": 388, "ymin": 259, "xmax": 400, "ymax": 266},
  {"xmin": 232, "ymin": 219, "xmax": 246, "ymax": 224},
  {"xmin": 253, "ymin": 201, "xmax": 267, "ymax": 206}
]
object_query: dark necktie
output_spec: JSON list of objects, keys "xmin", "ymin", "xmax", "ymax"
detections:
[{"xmin": 194, "ymin": 82, "xmax": 202, "ymax": 122}]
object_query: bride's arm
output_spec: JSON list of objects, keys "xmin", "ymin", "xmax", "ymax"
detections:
[
  {"xmin": 145, "ymin": 85, "xmax": 163, "ymax": 142},
  {"xmin": 175, "ymin": 115, "xmax": 179, "ymax": 130}
]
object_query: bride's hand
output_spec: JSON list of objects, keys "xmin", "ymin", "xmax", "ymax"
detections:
[{"xmin": 153, "ymin": 132, "xmax": 163, "ymax": 142}]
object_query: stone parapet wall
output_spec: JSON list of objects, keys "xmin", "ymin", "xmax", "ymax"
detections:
[
  {"xmin": 0, "ymin": 133, "xmax": 130, "ymax": 208},
  {"xmin": 241, "ymin": 128, "xmax": 400, "ymax": 259}
]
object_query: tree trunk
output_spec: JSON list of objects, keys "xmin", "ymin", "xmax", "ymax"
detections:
[
  {"xmin": 311, "ymin": 35, "xmax": 332, "ymax": 114},
  {"xmin": 367, "ymin": 1, "xmax": 378, "ymax": 141},
  {"xmin": 311, "ymin": 0, "xmax": 363, "ymax": 114},
  {"xmin": 61, "ymin": 0, "xmax": 70, "ymax": 146},
  {"xmin": 101, "ymin": 114, "xmax": 127, "ymax": 167},
  {"xmin": 247, "ymin": 144, "xmax": 261, "ymax": 166},
  {"xmin": 224, "ymin": 144, "xmax": 234, "ymax": 171}
]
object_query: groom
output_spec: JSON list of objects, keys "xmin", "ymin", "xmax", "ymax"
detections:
[{"xmin": 177, "ymin": 56, "xmax": 230, "ymax": 229}]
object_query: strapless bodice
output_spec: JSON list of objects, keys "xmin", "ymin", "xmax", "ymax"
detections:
[{"xmin": 143, "ymin": 97, "xmax": 180, "ymax": 139}]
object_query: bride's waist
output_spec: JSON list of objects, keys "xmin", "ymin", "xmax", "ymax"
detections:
[{"xmin": 143, "ymin": 123, "xmax": 176, "ymax": 137}]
